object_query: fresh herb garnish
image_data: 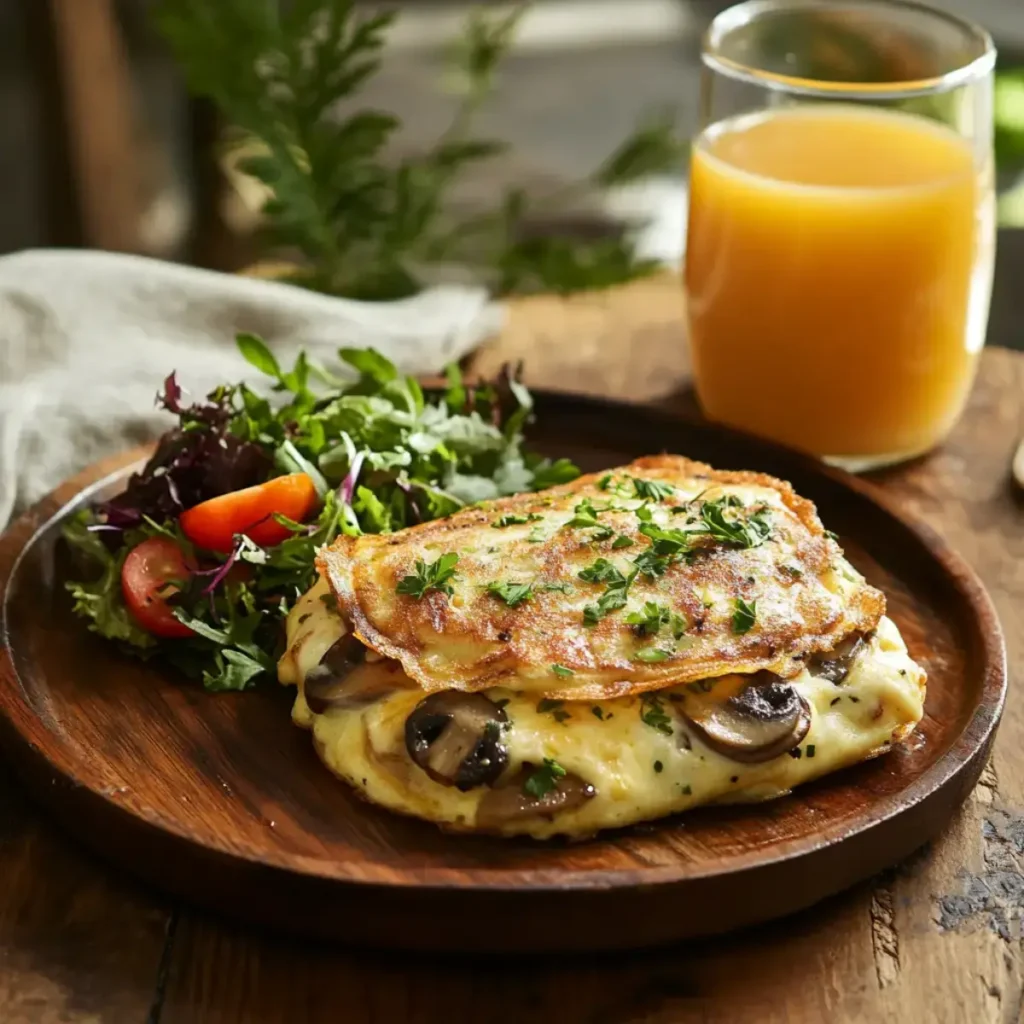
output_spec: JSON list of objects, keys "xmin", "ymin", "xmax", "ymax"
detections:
[
  {"xmin": 611, "ymin": 535, "xmax": 634, "ymax": 549},
  {"xmin": 578, "ymin": 558, "xmax": 629, "ymax": 586},
  {"xmin": 397, "ymin": 553, "xmax": 460, "ymax": 599},
  {"xmin": 597, "ymin": 474, "xmax": 613, "ymax": 490},
  {"xmin": 640, "ymin": 693, "xmax": 674, "ymax": 735},
  {"xmin": 825, "ymin": 529, "xmax": 840, "ymax": 542},
  {"xmin": 731, "ymin": 597, "xmax": 757, "ymax": 635},
  {"xmin": 632, "ymin": 549, "xmax": 670, "ymax": 578},
  {"xmin": 634, "ymin": 648, "xmax": 673, "ymax": 663},
  {"xmin": 591, "ymin": 705, "xmax": 608, "ymax": 721},
  {"xmin": 551, "ymin": 663, "xmax": 574, "ymax": 677},
  {"xmin": 579, "ymin": 559, "xmax": 637, "ymax": 626},
  {"xmin": 536, "ymin": 698, "xmax": 571, "ymax": 724},
  {"xmin": 631, "ymin": 477, "xmax": 676, "ymax": 501},
  {"xmin": 625, "ymin": 601, "xmax": 687, "ymax": 639},
  {"xmin": 157, "ymin": 2, "xmax": 685, "ymax": 300},
  {"xmin": 492, "ymin": 513, "xmax": 542, "ymax": 528},
  {"xmin": 486, "ymin": 581, "xmax": 534, "ymax": 607},
  {"xmin": 523, "ymin": 758, "xmax": 568, "ymax": 798},
  {"xmin": 637, "ymin": 522, "xmax": 692, "ymax": 556},
  {"xmin": 698, "ymin": 497, "xmax": 772, "ymax": 549}
]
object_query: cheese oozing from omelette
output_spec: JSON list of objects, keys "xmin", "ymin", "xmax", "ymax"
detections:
[
  {"xmin": 279, "ymin": 578, "xmax": 925, "ymax": 839},
  {"xmin": 317, "ymin": 456, "xmax": 885, "ymax": 701}
]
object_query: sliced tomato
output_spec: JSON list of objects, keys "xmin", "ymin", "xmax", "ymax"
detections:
[
  {"xmin": 179, "ymin": 473, "xmax": 318, "ymax": 553},
  {"xmin": 121, "ymin": 537, "xmax": 196, "ymax": 638}
]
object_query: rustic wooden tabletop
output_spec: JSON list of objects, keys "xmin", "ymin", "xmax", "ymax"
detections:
[{"xmin": 1, "ymin": 288, "xmax": 1021, "ymax": 1023}]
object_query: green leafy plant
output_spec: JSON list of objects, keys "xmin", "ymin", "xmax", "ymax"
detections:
[{"xmin": 155, "ymin": 0, "xmax": 685, "ymax": 298}]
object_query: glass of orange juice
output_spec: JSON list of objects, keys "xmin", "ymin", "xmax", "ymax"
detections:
[{"xmin": 685, "ymin": 0, "xmax": 996, "ymax": 470}]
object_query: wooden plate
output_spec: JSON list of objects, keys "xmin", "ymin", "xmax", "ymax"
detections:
[{"xmin": 0, "ymin": 394, "xmax": 1006, "ymax": 953}]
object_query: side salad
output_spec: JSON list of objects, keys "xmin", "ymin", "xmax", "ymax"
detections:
[{"xmin": 64, "ymin": 335, "xmax": 578, "ymax": 691}]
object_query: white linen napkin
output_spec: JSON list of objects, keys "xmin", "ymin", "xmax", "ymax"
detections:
[{"xmin": 0, "ymin": 250, "xmax": 502, "ymax": 528}]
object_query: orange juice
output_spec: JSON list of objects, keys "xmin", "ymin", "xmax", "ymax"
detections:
[{"xmin": 685, "ymin": 105, "xmax": 994, "ymax": 462}]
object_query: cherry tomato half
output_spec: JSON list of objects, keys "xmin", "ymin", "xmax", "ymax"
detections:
[
  {"xmin": 179, "ymin": 473, "xmax": 318, "ymax": 553},
  {"xmin": 121, "ymin": 537, "xmax": 196, "ymax": 638}
]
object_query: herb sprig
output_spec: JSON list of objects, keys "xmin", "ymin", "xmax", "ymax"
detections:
[{"xmin": 156, "ymin": 0, "xmax": 687, "ymax": 299}]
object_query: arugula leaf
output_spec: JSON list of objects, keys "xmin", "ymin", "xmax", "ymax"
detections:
[
  {"xmin": 732, "ymin": 597, "xmax": 757, "ymax": 634},
  {"xmin": 486, "ymin": 581, "xmax": 534, "ymax": 607},
  {"xmin": 236, "ymin": 332, "xmax": 282, "ymax": 379},
  {"xmin": 397, "ymin": 553, "xmax": 460, "ymax": 599},
  {"xmin": 551, "ymin": 663, "xmax": 574, "ymax": 677},
  {"xmin": 611, "ymin": 535, "xmax": 634, "ymax": 549},
  {"xmin": 523, "ymin": 758, "xmax": 568, "ymax": 798},
  {"xmin": 531, "ymin": 458, "xmax": 581, "ymax": 490}
]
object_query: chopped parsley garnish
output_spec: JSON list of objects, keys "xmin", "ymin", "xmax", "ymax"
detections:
[
  {"xmin": 579, "ymin": 557, "xmax": 638, "ymax": 626},
  {"xmin": 486, "ymin": 581, "xmax": 534, "ymax": 607},
  {"xmin": 631, "ymin": 477, "xmax": 676, "ymax": 501},
  {"xmin": 492, "ymin": 513, "xmax": 542, "ymax": 528},
  {"xmin": 589, "ymin": 525, "xmax": 615, "ymax": 542},
  {"xmin": 526, "ymin": 526, "xmax": 546, "ymax": 543},
  {"xmin": 396, "ymin": 552, "xmax": 459, "ymax": 599},
  {"xmin": 578, "ymin": 558, "xmax": 629, "ymax": 585},
  {"xmin": 632, "ymin": 549, "xmax": 670, "ymax": 578},
  {"xmin": 551, "ymin": 663, "xmax": 574, "ymax": 677},
  {"xmin": 626, "ymin": 601, "xmax": 687, "ymax": 639},
  {"xmin": 583, "ymin": 585, "xmax": 630, "ymax": 625},
  {"xmin": 591, "ymin": 705, "xmax": 609, "ymax": 721},
  {"xmin": 698, "ymin": 497, "xmax": 772, "ymax": 548},
  {"xmin": 634, "ymin": 503, "xmax": 653, "ymax": 523},
  {"xmin": 634, "ymin": 647, "xmax": 673, "ymax": 663},
  {"xmin": 731, "ymin": 597, "xmax": 757, "ymax": 634},
  {"xmin": 781, "ymin": 564, "xmax": 803, "ymax": 579},
  {"xmin": 566, "ymin": 497, "xmax": 605, "ymax": 528},
  {"xmin": 824, "ymin": 529, "xmax": 840, "ymax": 542},
  {"xmin": 541, "ymin": 582, "xmax": 573, "ymax": 594},
  {"xmin": 638, "ymin": 522, "xmax": 691, "ymax": 556},
  {"xmin": 597, "ymin": 474, "xmax": 612, "ymax": 490},
  {"xmin": 536, "ymin": 698, "xmax": 570, "ymax": 724},
  {"xmin": 640, "ymin": 693, "xmax": 674, "ymax": 735},
  {"xmin": 653, "ymin": 760, "xmax": 664, "ymax": 773},
  {"xmin": 523, "ymin": 758, "xmax": 567, "ymax": 798},
  {"xmin": 611, "ymin": 535, "xmax": 634, "ymax": 549}
]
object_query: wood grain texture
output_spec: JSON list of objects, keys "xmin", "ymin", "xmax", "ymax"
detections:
[{"xmin": 0, "ymin": 315, "xmax": 1021, "ymax": 1021}]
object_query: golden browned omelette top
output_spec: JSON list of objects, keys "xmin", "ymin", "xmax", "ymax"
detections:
[{"xmin": 318, "ymin": 455, "xmax": 885, "ymax": 700}]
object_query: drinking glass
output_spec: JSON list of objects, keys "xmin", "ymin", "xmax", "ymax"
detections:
[{"xmin": 685, "ymin": 0, "xmax": 996, "ymax": 470}]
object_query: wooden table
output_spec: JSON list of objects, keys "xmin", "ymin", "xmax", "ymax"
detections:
[{"xmin": 1, "ymin": 297, "xmax": 1022, "ymax": 1023}]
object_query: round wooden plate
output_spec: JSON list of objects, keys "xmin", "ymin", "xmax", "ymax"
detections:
[{"xmin": 0, "ymin": 394, "xmax": 1006, "ymax": 953}]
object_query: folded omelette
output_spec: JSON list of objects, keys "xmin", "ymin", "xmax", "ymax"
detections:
[{"xmin": 278, "ymin": 455, "xmax": 925, "ymax": 839}]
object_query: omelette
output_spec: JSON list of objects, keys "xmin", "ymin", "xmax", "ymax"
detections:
[{"xmin": 278, "ymin": 456, "xmax": 926, "ymax": 839}]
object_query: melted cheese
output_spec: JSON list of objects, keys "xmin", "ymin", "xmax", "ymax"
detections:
[
  {"xmin": 280, "ymin": 583, "xmax": 925, "ymax": 839},
  {"xmin": 318, "ymin": 455, "xmax": 885, "ymax": 700}
]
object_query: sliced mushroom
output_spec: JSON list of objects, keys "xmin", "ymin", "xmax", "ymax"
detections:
[
  {"xmin": 475, "ymin": 766, "xmax": 596, "ymax": 830},
  {"xmin": 682, "ymin": 672, "xmax": 810, "ymax": 763},
  {"xmin": 810, "ymin": 632, "xmax": 870, "ymax": 684},
  {"xmin": 405, "ymin": 692, "xmax": 509, "ymax": 791},
  {"xmin": 303, "ymin": 635, "xmax": 399, "ymax": 714}
]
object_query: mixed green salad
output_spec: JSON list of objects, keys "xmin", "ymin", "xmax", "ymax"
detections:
[{"xmin": 64, "ymin": 335, "xmax": 578, "ymax": 691}]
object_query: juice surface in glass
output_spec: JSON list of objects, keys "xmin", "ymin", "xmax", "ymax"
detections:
[{"xmin": 685, "ymin": 104, "xmax": 994, "ymax": 463}]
